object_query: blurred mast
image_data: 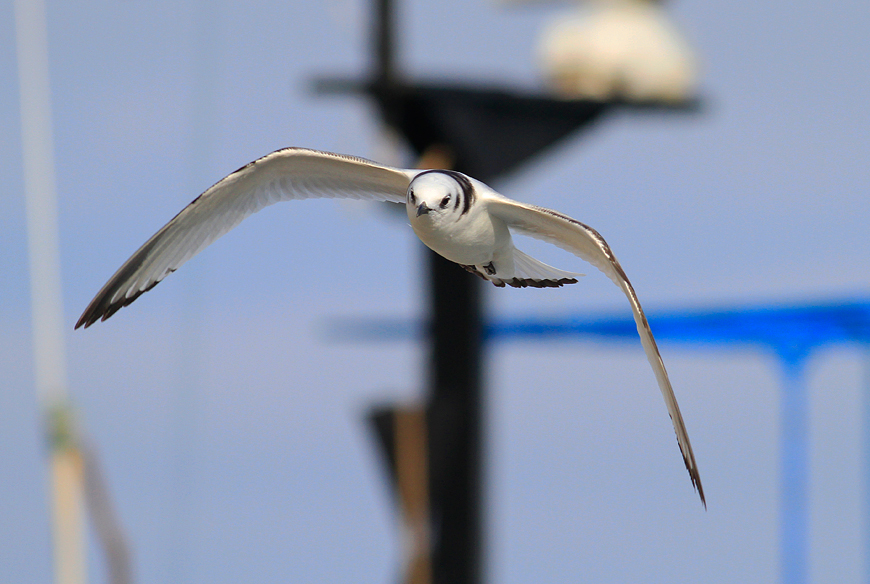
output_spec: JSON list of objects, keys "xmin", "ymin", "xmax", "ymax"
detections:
[
  {"xmin": 373, "ymin": 3, "xmax": 441, "ymax": 583},
  {"xmin": 13, "ymin": 0, "xmax": 87, "ymax": 583},
  {"xmin": 376, "ymin": 0, "xmax": 395, "ymax": 83},
  {"xmin": 373, "ymin": 2, "xmax": 483, "ymax": 583}
]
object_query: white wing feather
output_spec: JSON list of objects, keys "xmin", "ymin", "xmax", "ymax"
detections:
[
  {"xmin": 486, "ymin": 195, "xmax": 705, "ymax": 506},
  {"xmin": 76, "ymin": 147, "xmax": 415, "ymax": 328}
]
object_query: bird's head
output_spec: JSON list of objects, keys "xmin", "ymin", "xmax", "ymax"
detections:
[{"xmin": 406, "ymin": 170, "xmax": 475, "ymax": 229}]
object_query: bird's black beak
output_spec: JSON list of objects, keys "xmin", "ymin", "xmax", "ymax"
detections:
[{"xmin": 416, "ymin": 202, "xmax": 431, "ymax": 217}]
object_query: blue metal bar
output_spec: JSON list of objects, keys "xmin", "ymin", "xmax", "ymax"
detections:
[
  {"xmin": 326, "ymin": 298, "xmax": 870, "ymax": 584},
  {"xmin": 328, "ymin": 300, "xmax": 870, "ymax": 348},
  {"xmin": 864, "ymin": 349, "xmax": 870, "ymax": 584},
  {"xmin": 778, "ymin": 349, "xmax": 810, "ymax": 584}
]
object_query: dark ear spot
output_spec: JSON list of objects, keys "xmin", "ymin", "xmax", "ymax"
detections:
[{"xmin": 409, "ymin": 190, "xmax": 416, "ymax": 204}]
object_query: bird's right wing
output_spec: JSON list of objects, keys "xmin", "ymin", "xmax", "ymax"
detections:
[
  {"xmin": 76, "ymin": 147, "xmax": 416, "ymax": 328},
  {"xmin": 487, "ymin": 195, "xmax": 705, "ymax": 506}
]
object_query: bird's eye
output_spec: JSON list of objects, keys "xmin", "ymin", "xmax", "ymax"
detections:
[
  {"xmin": 440, "ymin": 195, "xmax": 451, "ymax": 208},
  {"xmin": 409, "ymin": 191, "xmax": 416, "ymax": 204}
]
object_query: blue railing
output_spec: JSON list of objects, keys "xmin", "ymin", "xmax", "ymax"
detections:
[{"xmin": 329, "ymin": 298, "xmax": 870, "ymax": 584}]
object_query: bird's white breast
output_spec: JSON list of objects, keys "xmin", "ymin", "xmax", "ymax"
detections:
[{"xmin": 410, "ymin": 199, "xmax": 508, "ymax": 266}]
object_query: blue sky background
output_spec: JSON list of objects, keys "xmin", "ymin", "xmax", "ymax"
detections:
[{"xmin": 2, "ymin": 0, "xmax": 870, "ymax": 582}]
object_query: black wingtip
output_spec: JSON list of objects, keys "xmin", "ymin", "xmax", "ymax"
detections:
[
  {"xmin": 75, "ymin": 298, "xmax": 104, "ymax": 329},
  {"xmin": 75, "ymin": 284, "xmax": 151, "ymax": 330},
  {"xmin": 686, "ymin": 459, "xmax": 706, "ymax": 509},
  {"xmin": 75, "ymin": 305, "xmax": 98, "ymax": 329},
  {"xmin": 75, "ymin": 307, "xmax": 101, "ymax": 330}
]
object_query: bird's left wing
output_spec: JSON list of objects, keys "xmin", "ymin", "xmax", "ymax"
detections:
[
  {"xmin": 487, "ymin": 195, "xmax": 705, "ymax": 506},
  {"xmin": 76, "ymin": 147, "xmax": 416, "ymax": 328}
]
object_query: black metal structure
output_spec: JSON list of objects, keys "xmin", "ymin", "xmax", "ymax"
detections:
[{"xmin": 316, "ymin": 1, "xmax": 698, "ymax": 583}]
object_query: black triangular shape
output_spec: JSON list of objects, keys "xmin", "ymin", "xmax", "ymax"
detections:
[{"xmin": 374, "ymin": 83, "xmax": 608, "ymax": 180}]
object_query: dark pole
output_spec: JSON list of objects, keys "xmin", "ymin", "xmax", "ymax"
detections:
[
  {"xmin": 354, "ymin": 3, "xmax": 692, "ymax": 583},
  {"xmin": 375, "ymin": 0, "xmax": 395, "ymax": 84},
  {"xmin": 372, "ymin": 2, "xmax": 483, "ymax": 583},
  {"xmin": 425, "ymin": 253, "xmax": 483, "ymax": 584}
]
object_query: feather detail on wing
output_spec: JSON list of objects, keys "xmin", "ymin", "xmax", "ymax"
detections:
[
  {"xmin": 76, "ymin": 147, "xmax": 415, "ymax": 328},
  {"xmin": 487, "ymin": 196, "xmax": 705, "ymax": 507},
  {"xmin": 460, "ymin": 249, "xmax": 582, "ymax": 288},
  {"xmin": 510, "ymin": 248, "xmax": 584, "ymax": 284}
]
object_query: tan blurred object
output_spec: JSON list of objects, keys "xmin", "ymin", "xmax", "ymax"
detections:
[
  {"xmin": 538, "ymin": 0, "xmax": 698, "ymax": 102},
  {"xmin": 416, "ymin": 144, "xmax": 455, "ymax": 172},
  {"xmin": 50, "ymin": 425, "xmax": 87, "ymax": 584},
  {"xmin": 395, "ymin": 410, "xmax": 432, "ymax": 584}
]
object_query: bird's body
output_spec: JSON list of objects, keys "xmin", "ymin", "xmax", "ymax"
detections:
[
  {"xmin": 408, "ymin": 170, "xmax": 581, "ymax": 288},
  {"xmin": 409, "ymin": 171, "xmax": 504, "ymax": 267},
  {"xmin": 76, "ymin": 146, "xmax": 705, "ymax": 506}
]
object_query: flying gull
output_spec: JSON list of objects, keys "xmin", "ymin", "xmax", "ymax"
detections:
[{"xmin": 76, "ymin": 146, "xmax": 705, "ymax": 506}]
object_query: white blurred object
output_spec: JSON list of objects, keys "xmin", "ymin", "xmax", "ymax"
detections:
[
  {"xmin": 14, "ymin": 0, "xmax": 88, "ymax": 582},
  {"xmin": 535, "ymin": 0, "xmax": 699, "ymax": 102}
]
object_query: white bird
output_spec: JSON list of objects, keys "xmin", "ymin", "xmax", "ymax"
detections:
[{"xmin": 76, "ymin": 146, "xmax": 704, "ymax": 506}]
